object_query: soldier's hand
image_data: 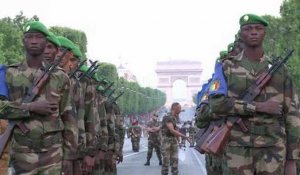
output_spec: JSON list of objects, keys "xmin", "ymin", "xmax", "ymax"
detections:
[
  {"xmin": 82, "ymin": 155, "xmax": 95, "ymax": 174},
  {"xmin": 116, "ymin": 152, "xmax": 123, "ymax": 164},
  {"xmin": 29, "ymin": 100, "xmax": 58, "ymax": 116},
  {"xmin": 62, "ymin": 160, "xmax": 73, "ymax": 175},
  {"xmin": 255, "ymin": 101, "xmax": 282, "ymax": 115}
]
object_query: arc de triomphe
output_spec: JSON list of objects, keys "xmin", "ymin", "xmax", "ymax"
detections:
[{"xmin": 156, "ymin": 60, "xmax": 202, "ymax": 107}]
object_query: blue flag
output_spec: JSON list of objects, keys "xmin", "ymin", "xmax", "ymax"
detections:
[
  {"xmin": 208, "ymin": 60, "xmax": 227, "ymax": 96},
  {"xmin": 0, "ymin": 64, "xmax": 9, "ymax": 99}
]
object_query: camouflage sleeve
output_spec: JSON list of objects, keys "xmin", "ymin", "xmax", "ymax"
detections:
[
  {"xmin": 209, "ymin": 60, "xmax": 254, "ymax": 116},
  {"xmin": 0, "ymin": 100, "xmax": 31, "ymax": 119},
  {"xmin": 72, "ymin": 80, "xmax": 86, "ymax": 158},
  {"xmin": 97, "ymin": 100, "xmax": 108, "ymax": 151},
  {"xmin": 116, "ymin": 115, "xmax": 125, "ymax": 153},
  {"xmin": 195, "ymin": 104, "xmax": 211, "ymax": 128},
  {"xmin": 60, "ymin": 76, "xmax": 78, "ymax": 160},
  {"xmin": 83, "ymin": 80, "xmax": 98, "ymax": 156},
  {"xmin": 284, "ymin": 72, "xmax": 300, "ymax": 160},
  {"xmin": 107, "ymin": 113, "xmax": 116, "ymax": 151}
]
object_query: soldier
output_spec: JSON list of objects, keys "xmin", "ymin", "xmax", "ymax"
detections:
[
  {"xmin": 179, "ymin": 122, "xmax": 188, "ymax": 148},
  {"xmin": 55, "ymin": 35, "xmax": 82, "ymax": 175},
  {"xmin": 209, "ymin": 14, "xmax": 300, "ymax": 175},
  {"xmin": 128, "ymin": 119, "xmax": 142, "ymax": 152},
  {"xmin": 144, "ymin": 114, "xmax": 162, "ymax": 166},
  {"xmin": 161, "ymin": 102, "xmax": 190, "ymax": 175},
  {"xmin": 0, "ymin": 21, "xmax": 77, "ymax": 174}
]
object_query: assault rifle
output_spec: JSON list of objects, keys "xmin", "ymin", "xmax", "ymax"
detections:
[
  {"xmin": 205, "ymin": 49, "xmax": 294, "ymax": 155},
  {"xmin": 77, "ymin": 60, "xmax": 98, "ymax": 81},
  {"xmin": 68, "ymin": 59, "xmax": 87, "ymax": 79},
  {"xmin": 0, "ymin": 49, "xmax": 69, "ymax": 158}
]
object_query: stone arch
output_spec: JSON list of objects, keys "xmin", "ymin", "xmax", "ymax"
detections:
[{"xmin": 156, "ymin": 60, "xmax": 202, "ymax": 107}]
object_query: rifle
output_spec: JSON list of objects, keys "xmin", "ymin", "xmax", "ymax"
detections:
[
  {"xmin": 0, "ymin": 48, "xmax": 68, "ymax": 158},
  {"xmin": 103, "ymin": 82, "xmax": 114, "ymax": 94},
  {"xmin": 86, "ymin": 64, "xmax": 99, "ymax": 79},
  {"xmin": 68, "ymin": 59, "xmax": 87, "ymax": 79},
  {"xmin": 206, "ymin": 49, "xmax": 294, "ymax": 155},
  {"xmin": 77, "ymin": 60, "xmax": 98, "ymax": 81},
  {"xmin": 111, "ymin": 90, "xmax": 125, "ymax": 102}
]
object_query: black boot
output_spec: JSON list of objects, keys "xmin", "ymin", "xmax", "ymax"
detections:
[
  {"xmin": 159, "ymin": 160, "xmax": 162, "ymax": 166},
  {"xmin": 144, "ymin": 160, "xmax": 150, "ymax": 166}
]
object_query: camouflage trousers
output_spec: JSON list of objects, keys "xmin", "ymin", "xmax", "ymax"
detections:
[
  {"xmin": 131, "ymin": 137, "xmax": 140, "ymax": 151},
  {"xmin": 205, "ymin": 154, "xmax": 223, "ymax": 175},
  {"xmin": 223, "ymin": 144, "xmax": 286, "ymax": 175},
  {"xmin": 161, "ymin": 137, "xmax": 178, "ymax": 175},
  {"xmin": 0, "ymin": 152, "xmax": 9, "ymax": 175},
  {"xmin": 73, "ymin": 159, "xmax": 83, "ymax": 175},
  {"xmin": 147, "ymin": 138, "xmax": 162, "ymax": 162},
  {"xmin": 9, "ymin": 147, "xmax": 63, "ymax": 175}
]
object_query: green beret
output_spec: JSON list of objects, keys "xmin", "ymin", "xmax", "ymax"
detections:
[
  {"xmin": 239, "ymin": 14, "xmax": 268, "ymax": 27},
  {"xmin": 23, "ymin": 21, "xmax": 50, "ymax": 36},
  {"xmin": 96, "ymin": 85, "xmax": 105, "ymax": 91},
  {"xmin": 79, "ymin": 64, "xmax": 89, "ymax": 73},
  {"xmin": 57, "ymin": 36, "xmax": 75, "ymax": 50},
  {"xmin": 46, "ymin": 32, "xmax": 60, "ymax": 47},
  {"xmin": 227, "ymin": 43, "xmax": 234, "ymax": 53},
  {"xmin": 219, "ymin": 51, "xmax": 228, "ymax": 59},
  {"xmin": 72, "ymin": 46, "xmax": 83, "ymax": 60}
]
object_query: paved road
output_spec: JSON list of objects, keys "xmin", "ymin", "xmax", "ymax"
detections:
[{"xmin": 117, "ymin": 137, "xmax": 207, "ymax": 175}]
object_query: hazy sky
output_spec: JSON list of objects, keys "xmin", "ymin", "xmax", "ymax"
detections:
[{"xmin": 0, "ymin": 0, "xmax": 283, "ymax": 88}]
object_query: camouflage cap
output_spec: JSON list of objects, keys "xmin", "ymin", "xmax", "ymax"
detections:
[
  {"xmin": 239, "ymin": 14, "xmax": 268, "ymax": 27},
  {"xmin": 46, "ymin": 32, "xmax": 61, "ymax": 47},
  {"xmin": 23, "ymin": 20, "xmax": 50, "ymax": 36},
  {"xmin": 57, "ymin": 36, "xmax": 75, "ymax": 50},
  {"xmin": 72, "ymin": 45, "xmax": 83, "ymax": 60}
]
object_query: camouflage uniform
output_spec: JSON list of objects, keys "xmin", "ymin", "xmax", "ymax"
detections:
[
  {"xmin": 91, "ymin": 91, "xmax": 108, "ymax": 175},
  {"xmin": 209, "ymin": 51, "xmax": 300, "ymax": 175},
  {"xmin": 0, "ymin": 61, "xmax": 77, "ymax": 174},
  {"xmin": 104, "ymin": 100, "xmax": 118, "ymax": 175},
  {"xmin": 128, "ymin": 125, "xmax": 142, "ymax": 152},
  {"xmin": 79, "ymin": 78, "xmax": 99, "ymax": 174},
  {"xmin": 161, "ymin": 113, "xmax": 179, "ymax": 175},
  {"xmin": 113, "ymin": 102, "xmax": 125, "ymax": 174},
  {"xmin": 145, "ymin": 119, "xmax": 162, "ymax": 164},
  {"xmin": 69, "ymin": 77, "xmax": 86, "ymax": 175}
]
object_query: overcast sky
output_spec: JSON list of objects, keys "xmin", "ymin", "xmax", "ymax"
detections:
[{"xmin": 0, "ymin": 0, "xmax": 283, "ymax": 88}]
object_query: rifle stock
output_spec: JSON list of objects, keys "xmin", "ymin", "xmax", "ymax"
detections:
[{"xmin": 206, "ymin": 121, "xmax": 233, "ymax": 155}]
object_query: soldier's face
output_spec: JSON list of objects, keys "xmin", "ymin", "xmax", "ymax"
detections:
[
  {"xmin": 57, "ymin": 48, "xmax": 73, "ymax": 69},
  {"xmin": 240, "ymin": 24, "xmax": 265, "ymax": 48},
  {"xmin": 43, "ymin": 41, "xmax": 58, "ymax": 64},
  {"xmin": 69, "ymin": 57, "xmax": 79, "ymax": 71},
  {"xmin": 174, "ymin": 105, "xmax": 182, "ymax": 117},
  {"xmin": 23, "ymin": 32, "xmax": 47, "ymax": 56}
]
